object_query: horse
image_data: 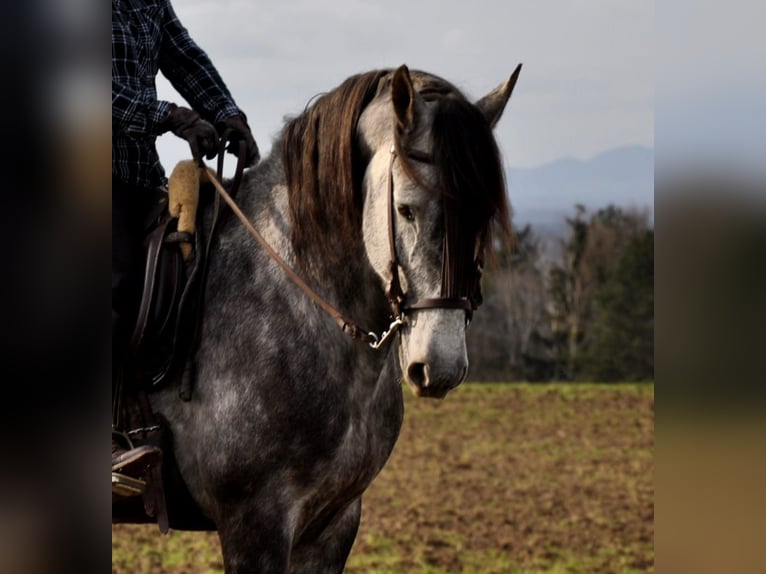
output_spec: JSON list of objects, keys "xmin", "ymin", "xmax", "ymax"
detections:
[{"xmin": 114, "ymin": 63, "xmax": 520, "ymax": 573}]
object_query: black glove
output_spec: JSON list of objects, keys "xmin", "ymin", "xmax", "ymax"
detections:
[
  {"xmin": 216, "ymin": 113, "xmax": 260, "ymax": 167},
  {"xmin": 160, "ymin": 104, "xmax": 218, "ymax": 163}
]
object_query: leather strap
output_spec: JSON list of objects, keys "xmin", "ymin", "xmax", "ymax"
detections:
[
  {"xmin": 177, "ymin": 139, "xmax": 250, "ymax": 400},
  {"xmin": 406, "ymin": 298, "xmax": 472, "ymax": 311},
  {"xmin": 203, "ymin": 166, "xmax": 377, "ymax": 344},
  {"xmin": 385, "ymin": 147, "xmax": 405, "ymax": 316},
  {"xmin": 130, "ymin": 217, "xmax": 173, "ymax": 353}
]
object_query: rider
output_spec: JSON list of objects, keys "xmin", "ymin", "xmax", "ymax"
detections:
[{"xmin": 112, "ymin": 0, "xmax": 259, "ymax": 484}]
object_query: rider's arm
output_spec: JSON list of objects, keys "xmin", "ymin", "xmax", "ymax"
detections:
[
  {"xmin": 111, "ymin": 78, "xmax": 172, "ymax": 137},
  {"xmin": 111, "ymin": 4, "xmax": 172, "ymax": 137},
  {"xmin": 158, "ymin": 0, "xmax": 242, "ymax": 125}
]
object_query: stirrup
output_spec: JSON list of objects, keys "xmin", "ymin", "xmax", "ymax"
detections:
[
  {"xmin": 112, "ymin": 427, "xmax": 147, "ymax": 497},
  {"xmin": 112, "ymin": 472, "xmax": 147, "ymax": 497}
]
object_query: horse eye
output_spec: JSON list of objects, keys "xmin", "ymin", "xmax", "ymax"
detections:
[{"xmin": 397, "ymin": 204, "xmax": 415, "ymax": 222}]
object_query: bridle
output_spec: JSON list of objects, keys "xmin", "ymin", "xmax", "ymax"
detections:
[
  {"xmin": 205, "ymin": 142, "xmax": 480, "ymax": 350},
  {"xmin": 383, "ymin": 145, "xmax": 476, "ymax": 320}
]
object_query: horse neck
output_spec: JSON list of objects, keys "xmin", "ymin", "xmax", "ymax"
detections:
[
  {"xmin": 151, "ymin": 152, "xmax": 403, "ymax": 486},
  {"xmin": 233, "ymin": 151, "xmax": 391, "ymax": 349}
]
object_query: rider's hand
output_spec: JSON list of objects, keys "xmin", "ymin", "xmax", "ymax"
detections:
[
  {"xmin": 160, "ymin": 104, "xmax": 218, "ymax": 163},
  {"xmin": 216, "ymin": 113, "xmax": 260, "ymax": 167}
]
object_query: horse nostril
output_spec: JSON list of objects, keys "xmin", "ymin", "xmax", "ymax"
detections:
[{"xmin": 407, "ymin": 362, "xmax": 428, "ymax": 388}]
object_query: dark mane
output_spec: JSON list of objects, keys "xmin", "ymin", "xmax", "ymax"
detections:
[
  {"xmin": 282, "ymin": 69, "xmax": 512, "ymax": 299},
  {"xmin": 282, "ymin": 70, "xmax": 389, "ymax": 272}
]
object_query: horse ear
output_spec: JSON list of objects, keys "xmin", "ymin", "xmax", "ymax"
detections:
[
  {"xmin": 475, "ymin": 63, "xmax": 522, "ymax": 129},
  {"xmin": 391, "ymin": 65, "xmax": 423, "ymax": 133}
]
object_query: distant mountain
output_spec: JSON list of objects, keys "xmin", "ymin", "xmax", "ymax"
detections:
[{"xmin": 506, "ymin": 145, "xmax": 654, "ymax": 235}]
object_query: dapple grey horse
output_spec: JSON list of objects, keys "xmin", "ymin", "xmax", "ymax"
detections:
[{"xmin": 136, "ymin": 64, "xmax": 519, "ymax": 572}]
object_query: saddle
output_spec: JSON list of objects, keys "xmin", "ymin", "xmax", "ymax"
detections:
[
  {"xmin": 129, "ymin": 162, "xmax": 209, "ymax": 399},
  {"xmin": 130, "ymin": 148, "xmax": 245, "ymax": 398},
  {"xmin": 113, "ymin": 145, "xmax": 246, "ymax": 531}
]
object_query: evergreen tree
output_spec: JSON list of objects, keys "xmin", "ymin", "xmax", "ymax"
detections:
[{"xmin": 581, "ymin": 230, "xmax": 654, "ymax": 381}]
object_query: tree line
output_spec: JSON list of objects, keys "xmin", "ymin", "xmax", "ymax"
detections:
[{"xmin": 467, "ymin": 204, "xmax": 654, "ymax": 382}]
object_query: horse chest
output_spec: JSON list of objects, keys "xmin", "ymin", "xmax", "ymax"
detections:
[
  {"xmin": 286, "ymin": 390, "xmax": 403, "ymax": 535},
  {"xmin": 331, "ymin": 409, "xmax": 402, "ymax": 490}
]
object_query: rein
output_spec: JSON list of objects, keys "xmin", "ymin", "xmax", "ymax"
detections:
[
  {"xmin": 204, "ymin": 144, "xmax": 475, "ymax": 350},
  {"xmin": 204, "ymin": 166, "xmax": 400, "ymax": 349}
]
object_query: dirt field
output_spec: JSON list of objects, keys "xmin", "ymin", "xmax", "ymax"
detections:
[{"xmin": 112, "ymin": 383, "xmax": 654, "ymax": 573}]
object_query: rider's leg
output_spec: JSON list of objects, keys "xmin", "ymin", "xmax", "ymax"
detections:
[{"xmin": 112, "ymin": 182, "xmax": 162, "ymax": 482}]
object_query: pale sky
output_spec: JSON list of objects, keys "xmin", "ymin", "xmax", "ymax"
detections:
[{"xmin": 156, "ymin": 0, "xmax": 654, "ymax": 174}]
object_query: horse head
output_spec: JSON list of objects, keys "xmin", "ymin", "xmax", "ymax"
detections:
[
  {"xmin": 357, "ymin": 65, "xmax": 520, "ymax": 398},
  {"xmin": 282, "ymin": 65, "xmax": 518, "ymax": 398}
]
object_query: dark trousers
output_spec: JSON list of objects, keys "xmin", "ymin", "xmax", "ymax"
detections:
[{"xmin": 112, "ymin": 181, "xmax": 166, "ymax": 422}]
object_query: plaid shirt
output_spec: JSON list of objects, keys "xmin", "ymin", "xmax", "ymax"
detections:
[{"xmin": 112, "ymin": 0, "xmax": 241, "ymax": 188}]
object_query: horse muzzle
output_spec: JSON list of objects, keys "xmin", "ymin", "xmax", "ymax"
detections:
[
  {"xmin": 398, "ymin": 305, "xmax": 469, "ymax": 399},
  {"xmin": 404, "ymin": 357, "xmax": 468, "ymax": 399}
]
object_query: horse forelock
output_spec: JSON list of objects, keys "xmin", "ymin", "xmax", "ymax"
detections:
[
  {"xmin": 395, "ymin": 79, "xmax": 512, "ymax": 302},
  {"xmin": 282, "ymin": 70, "xmax": 390, "ymax": 274}
]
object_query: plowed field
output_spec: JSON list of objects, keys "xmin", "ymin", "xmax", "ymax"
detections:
[{"xmin": 112, "ymin": 383, "xmax": 654, "ymax": 573}]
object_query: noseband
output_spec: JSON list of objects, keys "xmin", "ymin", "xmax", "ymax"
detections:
[{"xmin": 384, "ymin": 145, "xmax": 478, "ymax": 323}]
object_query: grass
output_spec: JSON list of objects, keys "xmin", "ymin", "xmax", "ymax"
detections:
[{"xmin": 113, "ymin": 382, "xmax": 654, "ymax": 573}]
